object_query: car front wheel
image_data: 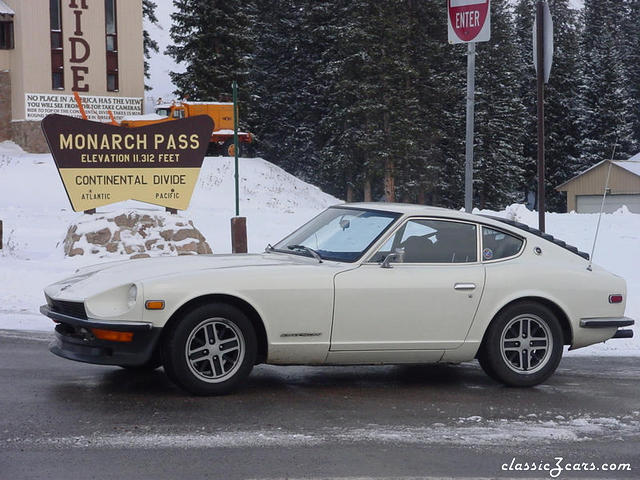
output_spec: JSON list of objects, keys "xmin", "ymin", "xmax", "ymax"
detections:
[
  {"xmin": 162, "ymin": 303, "xmax": 256, "ymax": 395},
  {"xmin": 478, "ymin": 301, "xmax": 563, "ymax": 387}
]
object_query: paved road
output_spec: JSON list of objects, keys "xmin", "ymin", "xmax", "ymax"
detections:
[{"xmin": 0, "ymin": 330, "xmax": 638, "ymax": 480}]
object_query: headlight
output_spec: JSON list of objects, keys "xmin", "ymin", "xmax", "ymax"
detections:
[{"xmin": 127, "ymin": 284, "xmax": 138, "ymax": 307}]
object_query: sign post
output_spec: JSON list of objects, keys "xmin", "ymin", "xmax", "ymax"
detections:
[
  {"xmin": 230, "ymin": 80, "xmax": 247, "ymax": 254},
  {"xmin": 448, "ymin": 0, "xmax": 491, "ymax": 213},
  {"xmin": 533, "ymin": 1, "xmax": 553, "ymax": 232}
]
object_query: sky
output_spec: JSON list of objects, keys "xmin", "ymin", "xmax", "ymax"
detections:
[{"xmin": 144, "ymin": 0, "xmax": 183, "ymax": 104}]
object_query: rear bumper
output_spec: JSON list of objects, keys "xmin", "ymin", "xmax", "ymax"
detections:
[
  {"xmin": 580, "ymin": 317, "xmax": 634, "ymax": 328},
  {"xmin": 580, "ymin": 316, "xmax": 634, "ymax": 341},
  {"xmin": 40, "ymin": 305, "xmax": 162, "ymax": 367}
]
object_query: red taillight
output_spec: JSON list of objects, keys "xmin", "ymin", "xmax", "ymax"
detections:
[{"xmin": 609, "ymin": 294, "xmax": 623, "ymax": 304}]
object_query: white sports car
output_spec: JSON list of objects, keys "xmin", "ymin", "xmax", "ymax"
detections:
[{"xmin": 41, "ymin": 203, "xmax": 634, "ymax": 395}]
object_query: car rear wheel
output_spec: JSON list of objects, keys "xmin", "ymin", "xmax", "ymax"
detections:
[
  {"xmin": 162, "ymin": 303, "xmax": 256, "ymax": 395},
  {"xmin": 478, "ymin": 301, "xmax": 563, "ymax": 387}
]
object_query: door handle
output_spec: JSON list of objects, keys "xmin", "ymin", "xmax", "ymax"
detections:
[{"xmin": 454, "ymin": 283, "xmax": 476, "ymax": 291}]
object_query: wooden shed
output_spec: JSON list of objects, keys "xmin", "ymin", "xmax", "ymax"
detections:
[{"xmin": 556, "ymin": 154, "xmax": 640, "ymax": 213}]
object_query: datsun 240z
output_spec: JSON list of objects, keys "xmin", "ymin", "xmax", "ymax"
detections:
[{"xmin": 41, "ymin": 204, "xmax": 635, "ymax": 395}]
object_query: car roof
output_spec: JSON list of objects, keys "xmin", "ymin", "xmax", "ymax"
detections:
[
  {"xmin": 335, "ymin": 202, "xmax": 483, "ymax": 222},
  {"xmin": 335, "ymin": 203, "xmax": 589, "ymax": 260}
]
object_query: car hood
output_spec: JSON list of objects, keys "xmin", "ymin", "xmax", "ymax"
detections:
[{"xmin": 45, "ymin": 253, "xmax": 322, "ymax": 301}]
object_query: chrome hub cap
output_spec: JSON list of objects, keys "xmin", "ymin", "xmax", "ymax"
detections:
[
  {"xmin": 185, "ymin": 318, "xmax": 244, "ymax": 383},
  {"xmin": 500, "ymin": 314, "xmax": 552, "ymax": 375}
]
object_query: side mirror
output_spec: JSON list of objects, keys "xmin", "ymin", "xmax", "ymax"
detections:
[{"xmin": 381, "ymin": 248, "xmax": 405, "ymax": 269}]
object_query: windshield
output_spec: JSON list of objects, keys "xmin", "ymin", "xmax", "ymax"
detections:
[{"xmin": 273, "ymin": 207, "xmax": 400, "ymax": 262}]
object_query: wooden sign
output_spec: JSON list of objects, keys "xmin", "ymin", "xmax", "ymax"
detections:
[{"xmin": 41, "ymin": 114, "xmax": 213, "ymax": 211}]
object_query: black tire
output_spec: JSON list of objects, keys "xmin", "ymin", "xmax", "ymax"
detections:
[
  {"xmin": 478, "ymin": 301, "xmax": 563, "ymax": 387},
  {"xmin": 205, "ymin": 142, "xmax": 218, "ymax": 156},
  {"xmin": 222, "ymin": 139, "xmax": 244, "ymax": 157},
  {"xmin": 162, "ymin": 303, "xmax": 256, "ymax": 395}
]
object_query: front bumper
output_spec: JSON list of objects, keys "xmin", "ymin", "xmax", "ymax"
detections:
[{"xmin": 40, "ymin": 305, "xmax": 162, "ymax": 367}]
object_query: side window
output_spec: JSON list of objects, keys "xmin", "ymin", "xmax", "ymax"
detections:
[
  {"xmin": 373, "ymin": 219, "xmax": 477, "ymax": 263},
  {"xmin": 482, "ymin": 227, "xmax": 524, "ymax": 261}
]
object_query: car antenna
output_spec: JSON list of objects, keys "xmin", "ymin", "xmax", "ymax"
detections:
[{"xmin": 587, "ymin": 137, "xmax": 618, "ymax": 272}]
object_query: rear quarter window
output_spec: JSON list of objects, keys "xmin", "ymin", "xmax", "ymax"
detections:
[{"xmin": 482, "ymin": 227, "xmax": 524, "ymax": 261}]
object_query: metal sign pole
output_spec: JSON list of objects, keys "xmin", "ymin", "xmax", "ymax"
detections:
[
  {"xmin": 230, "ymin": 80, "xmax": 247, "ymax": 253},
  {"xmin": 536, "ymin": 1, "xmax": 545, "ymax": 232},
  {"xmin": 464, "ymin": 41, "xmax": 476, "ymax": 213},
  {"xmin": 232, "ymin": 80, "xmax": 240, "ymax": 217}
]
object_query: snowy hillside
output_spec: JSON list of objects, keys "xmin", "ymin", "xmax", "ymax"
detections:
[
  {"xmin": 0, "ymin": 141, "xmax": 637, "ymax": 356},
  {"xmin": 0, "ymin": 141, "xmax": 339, "ymax": 330}
]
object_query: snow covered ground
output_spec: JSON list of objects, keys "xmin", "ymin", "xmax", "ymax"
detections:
[{"xmin": 0, "ymin": 141, "xmax": 637, "ymax": 356}]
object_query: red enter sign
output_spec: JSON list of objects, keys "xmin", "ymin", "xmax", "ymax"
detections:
[{"xmin": 448, "ymin": 0, "xmax": 490, "ymax": 43}]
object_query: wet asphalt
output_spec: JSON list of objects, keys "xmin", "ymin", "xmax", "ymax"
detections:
[{"xmin": 0, "ymin": 329, "xmax": 639, "ymax": 480}]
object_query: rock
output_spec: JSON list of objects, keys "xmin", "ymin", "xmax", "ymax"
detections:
[
  {"xmin": 86, "ymin": 228, "xmax": 111, "ymax": 246},
  {"xmin": 172, "ymin": 229, "xmax": 199, "ymax": 242},
  {"xmin": 176, "ymin": 241, "xmax": 198, "ymax": 255},
  {"xmin": 160, "ymin": 229, "xmax": 174, "ymax": 241},
  {"xmin": 113, "ymin": 213, "xmax": 136, "ymax": 228},
  {"xmin": 197, "ymin": 242, "xmax": 212, "ymax": 254},
  {"xmin": 62, "ymin": 210, "xmax": 213, "ymax": 258}
]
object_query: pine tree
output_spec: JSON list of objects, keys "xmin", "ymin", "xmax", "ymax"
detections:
[
  {"xmin": 514, "ymin": 0, "xmax": 584, "ymax": 212},
  {"xmin": 248, "ymin": 1, "xmax": 332, "ymax": 181},
  {"xmin": 472, "ymin": 0, "xmax": 527, "ymax": 209},
  {"xmin": 315, "ymin": 1, "xmax": 391, "ymax": 200},
  {"xmin": 143, "ymin": 0, "xmax": 159, "ymax": 91},
  {"xmin": 166, "ymin": 0, "xmax": 256, "ymax": 103},
  {"xmin": 544, "ymin": 0, "xmax": 584, "ymax": 211},
  {"xmin": 577, "ymin": 0, "xmax": 634, "ymax": 170},
  {"xmin": 622, "ymin": 0, "xmax": 640, "ymax": 152}
]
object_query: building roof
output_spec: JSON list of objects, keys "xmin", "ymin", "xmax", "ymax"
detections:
[
  {"xmin": 556, "ymin": 157, "xmax": 640, "ymax": 190},
  {"xmin": 0, "ymin": 0, "xmax": 14, "ymax": 15},
  {"xmin": 616, "ymin": 154, "xmax": 640, "ymax": 176}
]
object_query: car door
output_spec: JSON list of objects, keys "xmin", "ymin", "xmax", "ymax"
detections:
[{"xmin": 330, "ymin": 218, "xmax": 485, "ymax": 351}]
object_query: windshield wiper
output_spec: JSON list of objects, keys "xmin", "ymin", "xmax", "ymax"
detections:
[{"xmin": 287, "ymin": 244, "xmax": 323, "ymax": 263}]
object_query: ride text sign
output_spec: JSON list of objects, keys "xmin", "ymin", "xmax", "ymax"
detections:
[
  {"xmin": 447, "ymin": 0, "xmax": 491, "ymax": 44},
  {"xmin": 41, "ymin": 114, "xmax": 213, "ymax": 211}
]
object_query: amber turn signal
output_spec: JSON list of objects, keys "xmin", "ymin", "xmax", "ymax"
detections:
[
  {"xmin": 91, "ymin": 328, "xmax": 134, "ymax": 342},
  {"xmin": 145, "ymin": 300, "xmax": 165, "ymax": 310}
]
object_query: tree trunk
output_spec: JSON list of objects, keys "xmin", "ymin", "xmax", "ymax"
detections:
[
  {"xmin": 384, "ymin": 158, "xmax": 395, "ymax": 202},
  {"xmin": 383, "ymin": 112, "xmax": 395, "ymax": 202},
  {"xmin": 363, "ymin": 177, "xmax": 372, "ymax": 202},
  {"xmin": 346, "ymin": 184, "xmax": 354, "ymax": 202},
  {"xmin": 417, "ymin": 189, "xmax": 426, "ymax": 205}
]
